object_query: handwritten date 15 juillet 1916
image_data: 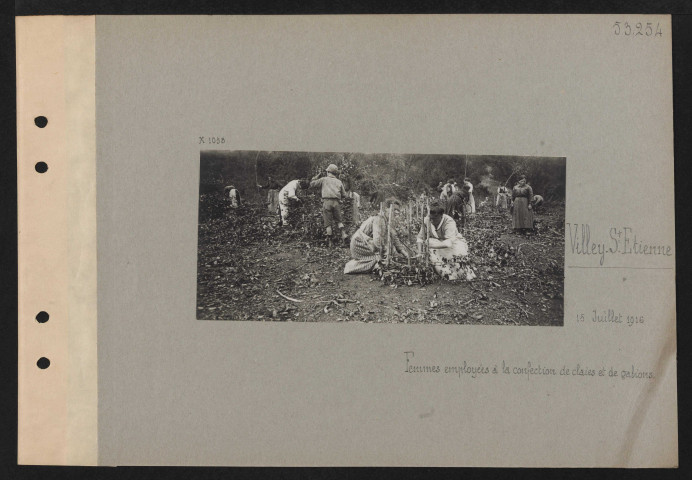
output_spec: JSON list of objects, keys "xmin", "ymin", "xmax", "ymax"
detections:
[
  {"xmin": 576, "ymin": 310, "xmax": 644, "ymax": 327},
  {"xmin": 612, "ymin": 21, "xmax": 663, "ymax": 37}
]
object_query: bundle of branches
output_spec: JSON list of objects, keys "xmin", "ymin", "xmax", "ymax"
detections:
[
  {"xmin": 341, "ymin": 196, "xmax": 355, "ymax": 231},
  {"xmin": 283, "ymin": 193, "xmax": 356, "ymax": 242},
  {"xmin": 284, "ymin": 193, "xmax": 322, "ymax": 233},
  {"xmin": 373, "ymin": 257, "xmax": 437, "ymax": 286}
]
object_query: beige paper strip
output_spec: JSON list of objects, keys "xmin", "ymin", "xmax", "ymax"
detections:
[{"xmin": 17, "ymin": 16, "xmax": 97, "ymax": 466}]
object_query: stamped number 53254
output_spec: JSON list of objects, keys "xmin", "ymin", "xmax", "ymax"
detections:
[{"xmin": 613, "ymin": 21, "xmax": 663, "ymax": 37}]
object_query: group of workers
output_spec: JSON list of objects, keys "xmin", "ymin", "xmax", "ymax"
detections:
[
  {"xmin": 343, "ymin": 197, "xmax": 477, "ymax": 281},
  {"xmin": 436, "ymin": 178, "xmax": 476, "ymax": 218},
  {"xmin": 256, "ymin": 164, "xmax": 358, "ymax": 246},
  {"xmin": 224, "ymin": 167, "xmax": 544, "ymax": 281}
]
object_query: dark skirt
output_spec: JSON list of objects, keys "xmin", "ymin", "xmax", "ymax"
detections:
[
  {"xmin": 512, "ymin": 197, "xmax": 533, "ymax": 229},
  {"xmin": 267, "ymin": 190, "xmax": 280, "ymax": 213}
]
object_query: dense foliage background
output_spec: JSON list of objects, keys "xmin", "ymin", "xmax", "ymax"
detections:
[{"xmin": 199, "ymin": 150, "xmax": 566, "ymax": 202}]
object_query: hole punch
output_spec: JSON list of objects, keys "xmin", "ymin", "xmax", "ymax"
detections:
[
  {"xmin": 37, "ymin": 357, "xmax": 50, "ymax": 369},
  {"xmin": 34, "ymin": 116, "xmax": 48, "ymax": 128},
  {"xmin": 35, "ymin": 162, "xmax": 48, "ymax": 173},
  {"xmin": 35, "ymin": 311, "xmax": 49, "ymax": 323}
]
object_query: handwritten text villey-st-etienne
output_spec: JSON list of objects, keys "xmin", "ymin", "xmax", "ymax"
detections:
[{"xmin": 566, "ymin": 223, "xmax": 672, "ymax": 266}]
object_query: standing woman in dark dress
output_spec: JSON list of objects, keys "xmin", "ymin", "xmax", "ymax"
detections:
[{"xmin": 512, "ymin": 175, "xmax": 534, "ymax": 233}]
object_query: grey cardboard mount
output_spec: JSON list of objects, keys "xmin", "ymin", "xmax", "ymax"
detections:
[{"xmin": 16, "ymin": 15, "xmax": 676, "ymax": 467}]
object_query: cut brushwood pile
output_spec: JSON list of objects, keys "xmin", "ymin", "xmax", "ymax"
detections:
[
  {"xmin": 374, "ymin": 259, "xmax": 438, "ymax": 286},
  {"xmin": 283, "ymin": 192, "xmax": 355, "ymax": 243},
  {"xmin": 197, "ymin": 196, "xmax": 564, "ymax": 325}
]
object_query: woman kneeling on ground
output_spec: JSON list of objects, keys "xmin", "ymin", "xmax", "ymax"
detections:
[
  {"xmin": 417, "ymin": 200, "xmax": 476, "ymax": 281},
  {"xmin": 344, "ymin": 199, "xmax": 410, "ymax": 274}
]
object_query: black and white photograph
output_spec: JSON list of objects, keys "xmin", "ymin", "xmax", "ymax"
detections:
[
  {"xmin": 13, "ymin": 11, "xmax": 678, "ymax": 469},
  {"xmin": 197, "ymin": 151, "xmax": 566, "ymax": 325}
]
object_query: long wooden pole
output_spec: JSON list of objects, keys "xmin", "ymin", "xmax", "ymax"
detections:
[
  {"xmin": 254, "ymin": 151, "xmax": 261, "ymax": 198},
  {"xmin": 424, "ymin": 197, "xmax": 429, "ymax": 268},
  {"xmin": 386, "ymin": 204, "xmax": 393, "ymax": 267},
  {"xmin": 461, "ymin": 195, "xmax": 466, "ymax": 234},
  {"xmin": 407, "ymin": 202, "xmax": 412, "ymax": 244},
  {"xmin": 505, "ymin": 170, "xmax": 516, "ymax": 187}
]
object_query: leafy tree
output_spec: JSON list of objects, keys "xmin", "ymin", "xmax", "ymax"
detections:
[{"xmin": 199, "ymin": 151, "xmax": 566, "ymax": 203}]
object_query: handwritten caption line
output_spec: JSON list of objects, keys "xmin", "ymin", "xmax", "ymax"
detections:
[{"xmin": 404, "ymin": 352, "xmax": 655, "ymax": 381}]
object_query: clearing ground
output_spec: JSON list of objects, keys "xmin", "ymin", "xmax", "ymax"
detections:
[{"xmin": 197, "ymin": 198, "xmax": 564, "ymax": 325}]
